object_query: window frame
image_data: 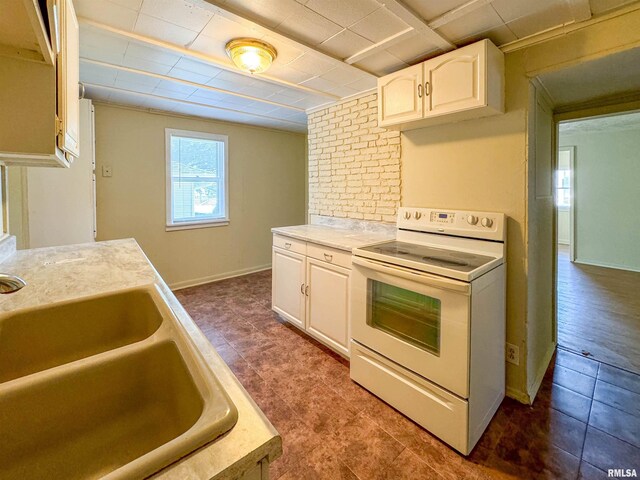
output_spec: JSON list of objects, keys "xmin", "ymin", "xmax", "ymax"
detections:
[{"xmin": 165, "ymin": 128, "xmax": 229, "ymax": 231}]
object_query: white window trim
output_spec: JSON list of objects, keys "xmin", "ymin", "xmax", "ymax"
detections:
[{"xmin": 165, "ymin": 128, "xmax": 229, "ymax": 231}]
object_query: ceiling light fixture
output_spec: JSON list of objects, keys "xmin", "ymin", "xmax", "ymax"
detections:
[{"xmin": 225, "ymin": 38, "xmax": 277, "ymax": 74}]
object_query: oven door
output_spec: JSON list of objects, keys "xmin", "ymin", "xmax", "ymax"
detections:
[{"xmin": 351, "ymin": 256, "xmax": 471, "ymax": 398}]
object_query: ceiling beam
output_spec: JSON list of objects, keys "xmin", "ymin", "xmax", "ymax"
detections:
[
  {"xmin": 85, "ymin": 83, "xmax": 307, "ymax": 129},
  {"xmin": 565, "ymin": 0, "xmax": 592, "ymax": 22},
  {"xmin": 78, "ymin": 18, "xmax": 341, "ymax": 101},
  {"xmin": 196, "ymin": 0, "xmax": 378, "ymax": 77},
  {"xmin": 345, "ymin": 28, "xmax": 414, "ymax": 65},
  {"xmin": 80, "ymin": 58, "xmax": 305, "ymax": 112},
  {"xmin": 376, "ymin": 0, "xmax": 455, "ymax": 51},
  {"xmin": 428, "ymin": 0, "xmax": 495, "ymax": 29}
]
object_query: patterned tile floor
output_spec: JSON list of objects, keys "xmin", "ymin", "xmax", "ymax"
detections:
[{"xmin": 175, "ymin": 271, "xmax": 640, "ymax": 480}]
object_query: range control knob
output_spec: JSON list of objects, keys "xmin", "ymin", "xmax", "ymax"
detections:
[
  {"xmin": 404, "ymin": 211, "xmax": 411, "ymax": 220},
  {"xmin": 414, "ymin": 211, "xmax": 422, "ymax": 220},
  {"xmin": 466, "ymin": 215, "xmax": 478, "ymax": 225},
  {"xmin": 481, "ymin": 217, "xmax": 494, "ymax": 228}
]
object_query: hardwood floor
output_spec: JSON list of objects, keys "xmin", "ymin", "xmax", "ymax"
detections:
[{"xmin": 557, "ymin": 244, "xmax": 640, "ymax": 374}]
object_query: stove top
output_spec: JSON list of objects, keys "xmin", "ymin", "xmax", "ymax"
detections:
[{"xmin": 358, "ymin": 241, "xmax": 497, "ymax": 274}]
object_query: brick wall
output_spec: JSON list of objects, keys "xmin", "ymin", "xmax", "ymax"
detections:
[{"xmin": 307, "ymin": 92, "xmax": 401, "ymax": 223}]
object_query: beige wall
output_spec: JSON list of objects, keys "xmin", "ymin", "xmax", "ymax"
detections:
[
  {"xmin": 560, "ymin": 126, "xmax": 640, "ymax": 271},
  {"xmin": 6, "ymin": 167, "xmax": 28, "ymax": 250},
  {"xmin": 94, "ymin": 104, "xmax": 306, "ymax": 289}
]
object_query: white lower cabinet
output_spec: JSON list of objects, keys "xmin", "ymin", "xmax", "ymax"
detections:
[
  {"xmin": 271, "ymin": 247, "xmax": 306, "ymax": 329},
  {"xmin": 272, "ymin": 234, "xmax": 351, "ymax": 358},
  {"xmin": 306, "ymin": 258, "xmax": 350, "ymax": 356}
]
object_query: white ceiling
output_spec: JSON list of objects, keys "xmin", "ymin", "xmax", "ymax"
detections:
[
  {"xmin": 538, "ymin": 46, "xmax": 640, "ymax": 109},
  {"xmin": 75, "ymin": 0, "xmax": 640, "ymax": 132},
  {"xmin": 559, "ymin": 110, "xmax": 640, "ymax": 134}
]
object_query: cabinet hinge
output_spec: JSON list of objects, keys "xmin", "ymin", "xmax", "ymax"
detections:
[{"xmin": 55, "ymin": 116, "xmax": 63, "ymax": 135}]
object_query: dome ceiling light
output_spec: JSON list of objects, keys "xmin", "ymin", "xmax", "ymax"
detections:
[{"xmin": 225, "ymin": 38, "xmax": 277, "ymax": 74}]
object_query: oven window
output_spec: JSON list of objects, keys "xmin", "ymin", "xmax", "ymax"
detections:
[{"xmin": 367, "ymin": 280, "xmax": 441, "ymax": 355}]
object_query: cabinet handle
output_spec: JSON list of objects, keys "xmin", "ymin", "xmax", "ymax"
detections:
[
  {"xmin": 300, "ymin": 283, "xmax": 305, "ymax": 294},
  {"xmin": 424, "ymin": 81, "xmax": 431, "ymax": 96},
  {"xmin": 417, "ymin": 83, "xmax": 423, "ymax": 98},
  {"xmin": 305, "ymin": 285, "xmax": 309, "ymax": 296},
  {"xmin": 284, "ymin": 242, "xmax": 292, "ymax": 249},
  {"xmin": 324, "ymin": 253, "xmax": 333, "ymax": 262}
]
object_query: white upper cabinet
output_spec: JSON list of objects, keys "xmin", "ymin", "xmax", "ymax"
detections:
[
  {"xmin": 378, "ymin": 63, "xmax": 424, "ymax": 127},
  {"xmin": 0, "ymin": 0, "xmax": 79, "ymax": 167},
  {"xmin": 425, "ymin": 41, "xmax": 485, "ymax": 116},
  {"xmin": 57, "ymin": 0, "xmax": 80, "ymax": 158},
  {"xmin": 378, "ymin": 39, "xmax": 504, "ymax": 131}
]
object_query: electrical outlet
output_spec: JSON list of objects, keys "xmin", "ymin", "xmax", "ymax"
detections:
[
  {"xmin": 506, "ymin": 343, "xmax": 519, "ymax": 365},
  {"xmin": 102, "ymin": 165, "xmax": 112, "ymax": 177}
]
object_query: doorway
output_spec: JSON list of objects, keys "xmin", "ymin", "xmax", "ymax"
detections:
[{"xmin": 555, "ymin": 111, "xmax": 640, "ymax": 374}]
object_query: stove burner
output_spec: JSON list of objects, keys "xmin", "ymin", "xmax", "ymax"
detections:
[
  {"xmin": 358, "ymin": 240, "xmax": 497, "ymax": 276},
  {"xmin": 422, "ymin": 256, "xmax": 469, "ymax": 267}
]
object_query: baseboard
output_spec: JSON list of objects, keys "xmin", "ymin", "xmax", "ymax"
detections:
[
  {"xmin": 528, "ymin": 341, "xmax": 557, "ymax": 404},
  {"xmin": 506, "ymin": 386, "xmax": 531, "ymax": 405},
  {"xmin": 574, "ymin": 258, "xmax": 640, "ymax": 273},
  {"xmin": 170, "ymin": 264, "xmax": 271, "ymax": 291}
]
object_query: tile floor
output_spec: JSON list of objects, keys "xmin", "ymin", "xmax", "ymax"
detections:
[{"xmin": 175, "ymin": 271, "xmax": 640, "ymax": 480}]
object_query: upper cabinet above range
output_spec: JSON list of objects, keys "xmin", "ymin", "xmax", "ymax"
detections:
[
  {"xmin": 0, "ymin": 0, "xmax": 80, "ymax": 167},
  {"xmin": 378, "ymin": 40, "xmax": 505, "ymax": 131}
]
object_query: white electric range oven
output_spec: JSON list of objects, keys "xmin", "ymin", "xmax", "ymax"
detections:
[{"xmin": 350, "ymin": 207, "xmax": 506, "ymax": 455}]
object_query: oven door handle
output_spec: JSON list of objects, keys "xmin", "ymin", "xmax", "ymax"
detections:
[{"xmin": 352, "ymin": 256, "xmax": 471, "ymax": 294}]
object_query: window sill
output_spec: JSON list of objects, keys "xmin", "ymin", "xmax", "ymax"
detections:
[{"xmin": 166, "ymin": 220, "xmax": 230, "ymax": 232}]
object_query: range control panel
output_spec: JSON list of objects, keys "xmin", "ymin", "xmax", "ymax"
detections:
[
  {"xmin": 398, "ymin": 207, "xmax": 505, "ymax": 242},
  {"xmin": 430, "ymin": 211, "xmax": 455, "ymax": 224}
]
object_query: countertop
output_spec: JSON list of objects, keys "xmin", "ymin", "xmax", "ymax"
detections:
[
  {"xmin": 271, "ymin": 224, "xmax": 394, "ymax": 251},
  {"xmin": 0, "ymin": 239, "xmax": 281, "ymax": 479}
]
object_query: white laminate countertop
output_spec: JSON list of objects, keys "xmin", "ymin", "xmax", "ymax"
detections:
[
  {"xmin": 271, "ymin": 224, "xmax": 395, "ymax": 251},
  {"xmin": 0, "ymin": 238, "xmax": 281, "ymax": 480}
]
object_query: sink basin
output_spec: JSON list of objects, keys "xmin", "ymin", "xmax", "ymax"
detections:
[
  {"xmin": 0, "ymin": 286, "xmax": 238, "ymax": 480},
  {"xmin": 0, "ymin": 289, "xmax": 163, "ymax": 383}
]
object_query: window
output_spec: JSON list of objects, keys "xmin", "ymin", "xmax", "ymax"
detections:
[
  {"xmin": 556, "ymin": 147, "xmax": 573, "ymax": 208},
  {"xmin": 166, "ymin": 129, "xmax": 228, "ymax": 230}
]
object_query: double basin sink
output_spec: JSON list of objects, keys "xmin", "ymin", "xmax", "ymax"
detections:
[{"xmin": 0, "ymin": 286, "xmax": 238, "ymax": 479}]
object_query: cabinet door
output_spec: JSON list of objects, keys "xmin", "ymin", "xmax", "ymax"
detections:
[
  {"xmin": 424, "ymin": 41, "xmax": 486, "ymax": 117},
  {"xmin": 306, "ymin": 258, "xmax": 350, "ymax": 356},
  {"xmin": 57, "ymin": 0, "xmax": 80, "ymax": 158},
  {"xmin": 378, "ymin": 63, "xmax": 424, "ymax": 127},
  {"xmin": 272, "ymin": 247, "xmax": 306, "ymax": 329}
]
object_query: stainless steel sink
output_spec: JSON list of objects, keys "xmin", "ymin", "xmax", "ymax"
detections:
[{"xmin": 0, "ymin": 286, "xmax": 238, "ymax": 480}]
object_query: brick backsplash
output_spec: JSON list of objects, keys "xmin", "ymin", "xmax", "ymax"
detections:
[{"xmin": 307, "ymin": 92, "xmax": 401, "ymax": 223}]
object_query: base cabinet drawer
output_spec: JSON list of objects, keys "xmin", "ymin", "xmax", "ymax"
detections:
[
  {"xmin": 350, "ymin": 341, "xmax": 469, "ymax": 454},
  {"xmin": 273, "ymin": 234, "xmax": 306, "ymax": 255},
  {"xmin": 306, "ymin": 242, "xmax": 351, "ymax": 269}
]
